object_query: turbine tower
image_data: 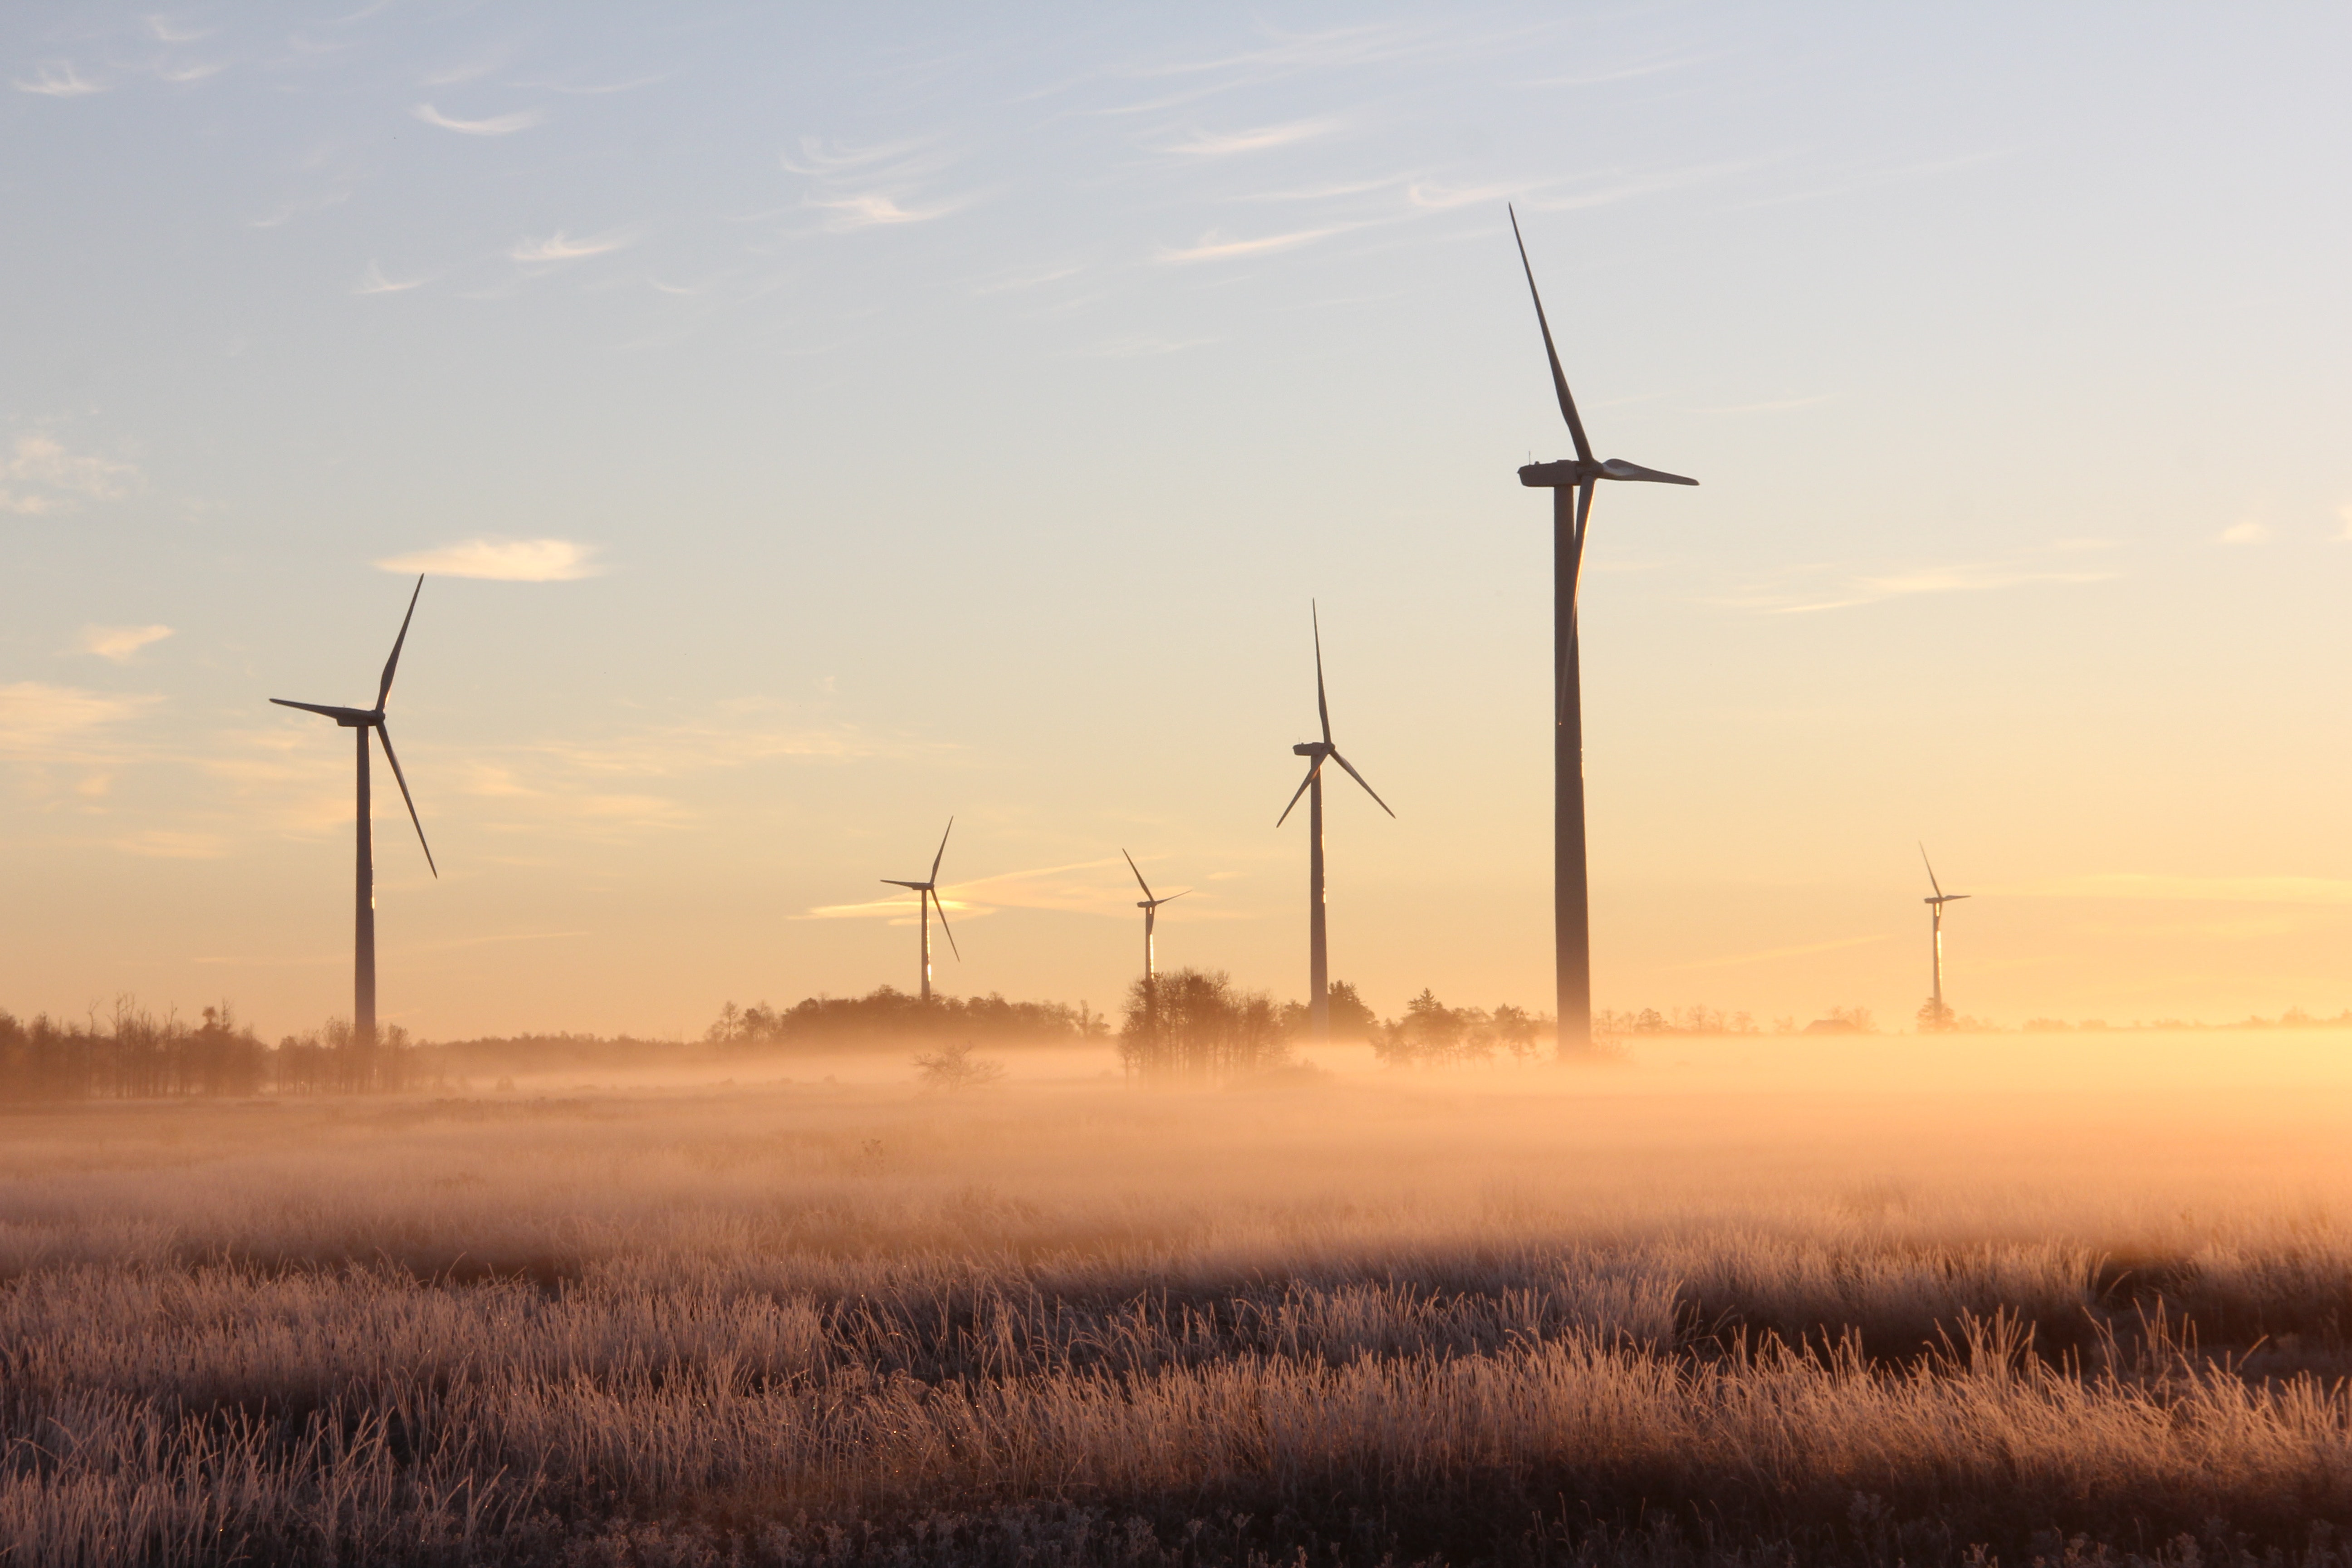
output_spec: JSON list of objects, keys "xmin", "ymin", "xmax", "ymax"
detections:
[
  {"xmin": 269, "ymin": 575, "xmax": 438, "ymax": 1048},
  {"xmin": 1509, "ymin": 206, "xmax": 1698, "ymax": 1055},
  {"xmin": 1919, "ymin": 845, "xmax": 1970, "ymax": 1031},
  {"xmin": 1276, "ymin": 604, "xmax": 1392, "ymax": 1044},
  {"xmin": 881, "ymin": 818, "xmax": 959, "ymax": 1003}
]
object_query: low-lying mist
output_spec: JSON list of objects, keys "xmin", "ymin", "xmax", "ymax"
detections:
[{"xmin": 4, "ymin": 1029, "xmax": 2352, "ymax": 1565}]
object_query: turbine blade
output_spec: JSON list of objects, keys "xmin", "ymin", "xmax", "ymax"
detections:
[
  {"xmin": 271, "ymin": 699, "xmax": 368, "ymax": 722},
  {"xmin": 881, "ymin": 879, "xmax": 926, "ymax": 890},
  {"xmin": 930, "ymin": 816, "xmax": 954, "ymax": 884},
  {"xmin": 1948, "ymin": 893, "xmax": 1971, "ymax": 903},
  {"xmin": 1599, "ymin": 458, "xmax": 1699, "ymax": 485},
  {"xmin": 1919, "ymin": 843, "xmax": 1943, "ymax": 899},
  {"xmin": 1313, "ymin": 602, "xmax": 1332, "ymax": 747},
  {"xmin": 930, "ymin": 887, "xmax": 960, "ymax": 960},
  {"xmin": 1122, "ymin": 848, "xmax": 1155, "ymax": 902},
  {"xmin": 1328, "ymin": 749, "xmax": 1395, "ymax": 818},
  {"xmin": 1161, "ymin": 889, "xmax": 1190, "ymax": 904},
  {"xmin": 373, "ymin": 723, "xmax": 437, "ymax": 878},
  {"xmin": 376, "ymin": 576, "xmax": 424, "ymax": 710},
  {"xmin": 1275, "ymin": 758, "xmax": 1324, "ymax": 828},
  {"xmin": 1508, "ymin": 205, "xmax": 1592, "ymax": 464}
]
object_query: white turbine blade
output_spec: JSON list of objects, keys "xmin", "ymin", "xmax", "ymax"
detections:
[
  {"xmin": 1122, "ymin": 848, "xmax": 1155, "ymax": 902},
  {"xmin": 376, "ymin": 575, "xmax": 424, "ymax": 710},
  {"xmin": 930, "ymin": 817, "xmax": 954, "ymax": 884},
  {"xmin": 930, "ymin": 887, "xmax": 960, "ymax": 960},
  {"xmin": 1919, "ymin": 843, "xmax": 1944, "ymax": 899},
  {"xmin": 1275, "ymin": 758, "xmax": 1324, "ymax": 828},
  {"xmin": 373, "ymin": 723, "xmax": 437, "ymax": 878},
  {"xmin": 1328, "ymin": 749, "xmax": 1395, "ymax": 818}
]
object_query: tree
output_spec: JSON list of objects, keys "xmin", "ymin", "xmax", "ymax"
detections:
[
  {"xmin": 911, "ymin": 1041, "xmax": 1005, "ymax": 1092},
  {"xmin": 1121, "ymin": 968, "xmax": 1288, "ymax": 1087}
]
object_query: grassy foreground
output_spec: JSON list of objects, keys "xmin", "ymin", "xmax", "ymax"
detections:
[{"xmin": 3, "ymin": 1035, "xmax": 2352, "ymax": 1565}]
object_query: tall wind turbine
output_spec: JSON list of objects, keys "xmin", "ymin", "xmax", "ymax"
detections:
[
  {"xmin": 1919, "ymin": 845, "xmax": 1970, "ymax": 1030},
  {"xmin": 269, "ymin": 575, "xmax": 438, "ymax": 1047},
  {"xmin": 1510, "ymin": 206, "xmax": 1698, "ymax": 1055},
  {"xmin": 881, "ymin": 818, "xmax": 959, "ymax": 1003},
  {"xmin": 1276, "ymin": 604, "xmax": 1392, "ymax": 1044}
]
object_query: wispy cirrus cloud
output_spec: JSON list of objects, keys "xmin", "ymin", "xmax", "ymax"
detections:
[
  {"xmin": 807, "ymin": 192, "xmax": 971, "ymax": 231},
  {"xmin": 509, "ymin": 230, "xmax": 636, "ymax": 264},
  {"xmin": 78, "ymin": 625, "xmax": 173, "ymax": 664},
  {"xmin": 2218, "ymin": 519, "xmax": 2269, "ymax": 545},
  {"xmin": 0, "ymin": 434, "xmax": 138, "ymax": 515},
  {"xmin": 1158, "ymin": 225, "xmax": 1343, "ymax": 264},
  {"xmin": 412, "ymin": 103, "xmax": 544, "ymax": 135},
  {"xmin": 2012, "ymin": 874, "xmax": 2352, "ymax": 905},
  {"xmin": 353, "ymin": 262, "xmax": 429, "ymax": 295},
  {"xmin": 374, "ymin": 538, "xmax": 603, "ymax": 580},
  {"xmin": 808, "ymin": 856, "xmax": 1210, "ymax": 925},
  {"xmin": 1406, "ymin": 179, "xmax": 1514, "ymax": 210},
  {"xmin": 14, "ymin": 63, "xmax": 103, "ymax": 97},
  {"xmin": 1158, "ymin": 117, "xmax": 1339, "ymax": 157},
  {"xmin": 0, "ymin": 683, "xmax": 158, "ymax": 762},
  {"xmin": 1725, "ymin": 544, "xmax": 2117, "ymax": 615},
  {"xmin": 782, "ymin": 135, "xmax": 979, "ymax": 234}
]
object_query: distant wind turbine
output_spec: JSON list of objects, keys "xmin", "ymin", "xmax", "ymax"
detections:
[
  {"xmin": 1276, "ymin": 604, "xmax": 1392, "ymax": 1044},
  {"xmin": 1122, "ymin": 849, "xmax": 1186, "ymax": 985},
  {"xmin": 881, "ymin": 818, "xmax": 959, "ymax": 1003},
  {"xmin": 1123, "ymin": 849, "xmax": 1186, "ymax": 1056},
  {"xmin": 1510, "ymin": 205, "xmax": 1698, "ymax": 1055},
  {"xmin": 1920, "ymin": 845, "xmax": 1970, "ymax": 1030},
  {"xmin": 269, "ymin": 575, "xmax": 438, "ymax": 1047}
]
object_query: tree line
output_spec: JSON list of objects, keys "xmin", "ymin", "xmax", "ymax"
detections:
[{"xmin": 0, "ymin": 1004, "xmax": 416, "ymax": 1102}]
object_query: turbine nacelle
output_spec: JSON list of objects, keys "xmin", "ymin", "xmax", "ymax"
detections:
[
  {"xmin": 271, "ymin": 700, "xmax": 384, "ymax": 728},
  {"xmin": 1519, "ymin": 458, "xmax": 1699, "ymax": 489}
]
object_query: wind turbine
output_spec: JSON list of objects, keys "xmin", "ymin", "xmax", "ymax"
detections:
[
  {"xmin": 1920, "ymin": 845, "xmax": 1970, "ymax": 1030},
  {"xmin": 1276, "ymin": 604, "xmax": 1392, "ymax": 1044},
  {"xmin": 1509, "ymin": 205, "xmax": 1698, "ymax": 1055},
  {"xmin": 1121, "ymin": 849, "xmax": 1186, "ymax": 985},
  {"xmin": 269, "ymin": 575, "xmax": 438, "ymax": 1048},
  {"xmin": 881, "ymin": 818, "xmax": 959, "ymax": 1003},
  {"xmin": 1122, "ymin": 849, "xmax": 1186, "ymax": 1066}
]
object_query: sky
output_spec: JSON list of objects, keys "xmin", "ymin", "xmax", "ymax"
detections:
[{"xmin": 4, "ymin": 2, "xmax": 2351, "ymax": 1041}]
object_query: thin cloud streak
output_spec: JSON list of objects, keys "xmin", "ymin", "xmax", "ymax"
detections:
[
  {"xmin": 353, "ymin": 262, "xmax": 428, "ymax": 296},
  {"xmin": 412, "ymin": 103, "xmax": 545, "ymax": 135},
  {"xmin": 2013, "ymin": 874, "xmax": 2352, "ymax": 906},
  {"xmin": 510, "ymin": 230, "xmax": 637, "ymax": 264},
  {"xmin": 373, "ymin": 538, "xmax": 603, "ymax": 581},
  {"xmin": 1727, "ymin": 552, "xmax": 2118, "ymax": 615},
  {"xmin": 14, "ymin": 64, "xmax": 104, "ymax": 97},
  {"xmin": 1158, "ymin": 226, "xmax": 1343, "ymax": 264},
  {"xmin": 79, "ymin": 625, "xmax": 173, "ymax": 664},
  {"xmin": 0, "ymin": 683, "xmax": 159, "ymax": 762},
  {"xmin": 807, "ymin": 192, "xmax": 973, "ymax": 231},
  {"xmin": 1158, "ymin": 118, "xmax": 1339, "ymax": 157}
]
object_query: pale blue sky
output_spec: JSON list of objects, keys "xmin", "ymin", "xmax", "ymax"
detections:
[{"xmin": 5, "ymin": 4, "xmax": 2350, "ymax": 1037}]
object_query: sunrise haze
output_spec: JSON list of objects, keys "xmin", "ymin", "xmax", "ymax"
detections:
[{"xmin": 4, "ymin": 3, "xmax": 2350, "ymax": 1040}]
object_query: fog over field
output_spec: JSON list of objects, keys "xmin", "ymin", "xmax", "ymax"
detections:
[{"xmin": 5, "ymin": 1033, "xmax": 2352, "ymax": 1564}]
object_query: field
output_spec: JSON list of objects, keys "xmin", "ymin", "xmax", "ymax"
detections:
[{"xmin": 5, "ymin": 1033, "xmax": 2352, "ymax": 1566}]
